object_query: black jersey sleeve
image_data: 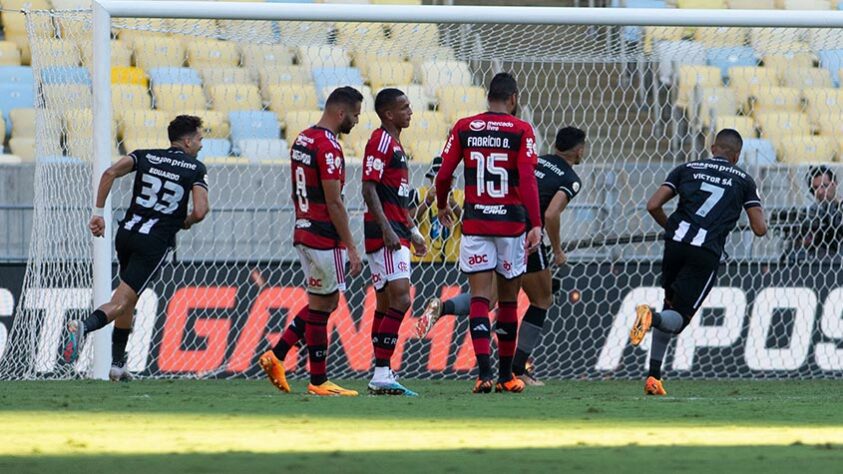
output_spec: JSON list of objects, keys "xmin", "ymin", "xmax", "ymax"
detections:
[
  {"xmin": 663, "ymin": 165, "xmax": 683, "ymax": 192},
  {"xmin": 743, "ymin": 177, "xmax": 762, "ymax": 209},
  {"xmin": 559, "ymin": 172, "xmax": 582, "ymax": 201},
  {"xmin": 127, "ymin": 149, "xmax": 142, "ymax": 171},
  {"xmin": 192, "ymin": 162, "xmax": 209, "ymax": 190}
]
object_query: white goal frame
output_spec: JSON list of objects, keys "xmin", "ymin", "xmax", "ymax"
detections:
[{"xmin": 88, "ymin": 0, "xmax": 843, "ymax": 379}]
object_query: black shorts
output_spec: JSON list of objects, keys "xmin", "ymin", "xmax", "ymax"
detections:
[
  {"xmin": 526, "ymin": 242, "xmax": 551, "ymax": 274},
  {"xmin": 115, "ymin": 228, "xmax": 172, "ymax": 294},
  {"xmin": 661, "ymin": 240, "xmax": 721, "ymax": 320}
]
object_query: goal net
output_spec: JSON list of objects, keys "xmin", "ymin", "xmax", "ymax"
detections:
[{"xmin": 3, "ymin": 4, "xmax": 843, "ymax": 380}]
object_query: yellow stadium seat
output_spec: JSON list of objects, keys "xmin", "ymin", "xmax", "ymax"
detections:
[
  {"xmin": 813, "ymin": 113, "xmax": 843, "ymax": 136},
  {"xmin": 390, "ymin": 23, "xmax": 440, "ymax": 50},
  {"xmin": 803, "ymin": 88, "xmax": 843, "ymax": 120},
  {"xmin": 296, "ymin": 45, "xmax": 351, "ymax": 68},
  {"xmin": 728, "ymin": 0, "xmax": 775, "ymax": 7},
  {"xmin": 2, "ymin": 8, "xmax": 52, "ymax": 36},
  {"xmin": 63, "ymin": 108, "xmax": 93, "ymax": 138},
  {"xmin": 353, "ymin": 42, "xmax": 407, "ymax": 75},
  {"xmin": 267, "ymin": 84, "xmax": 319, "ymax": 116},
  {"xmin": 751, "ymin": 29, "xmax": 809, "ymax": 55},
  {"xmin": 9, "ymin": 108, "xmax": 36, "ymax": 138},
  {"xmin": 403, "ymin": 111, "xmax": 449, "ymax": 144},
  {"xmin": 728, "ymin": 66, "xmax": 780, "ymax": 107},
  {"xmin": 187, "ymin": 40, "xmax": 240, "ymax": 69},
  {"xmin": 240, "ymin": 44, "xmax": 295, "ymax": 70},
  {"xmin": 408, "ymin": 46, "xmax": 455, "ymax": 77},
  {"xmin": 749, "ymin": 86, "xmax": 802, "ymax": 114},
  {"xmin": 199, "ymin": 67, "xmax": 255, "ymax": 86},
  {"xmin": 113, "ymin": 84, "xmax": 151, "ymax": 111},
  {"xmin": 675, "ymin": 65, "xmax": 722, "ymax": 109},
  {"xmin": 436, "ymin": 85, "xmax": 486, "ymax": 123},
  {"xmin": 208, "ymin": 84, "xmax": 262, "ymax": 113},
  {"xmin": 258, "ymin": 65, "xmax": 311, "ymax": 100},
  {"xmin": 9, "ymin": 138, "xmax": 36, "ymax": 162},
  {"xmin": 134, "ymin": 37, "xmax": 185, "ymax": 70},
  {"xmin": 42, "ymin": 84, "xmax": 91, "ymax": 111},
  {"xmin": 367, "ymin": 61, "xmax": 414, "ymax": 90},
  {"xmin": 783, "ymin": 0, "xmax": 832, "ymax": 9},
  {"xmin": 4, "ymin": 33, "xmax": 29, "ymax": 66},
  {"xmin": 111, "ymin": 66, "xmax": 148, "ymax": 86},
  {"xmin": 407, "ymin": 139, "xmax": 443, "ymax": 163},
  {"xmin": 371, "ymin": 0, "xmax": 422, "ymax": 3},
  {"xmin": 755, "ymin": 112, "xmax": 812, "ymax": 142},
  {"xmin": 118, "ymin": 109, "xmax": 170, "ymax": 140},
  {"xmin": 697, "ymin": 87, "xmax": 738, "ymax": 127},
  {"xmin": 284, "ymin": 110, "xmax": 323, "ymax": 141},
  {"xmin": 153, "ymin": 84, "xmax": 207, "ymax": 111},
  {"xmin": 66, "ymin": 139, "xmax": 121, "ymax": 160},
  {"xmin": 122, "ymin": 137, "xmax": 171, "ymax": 153},
  {"xmin": 80, "ymin": 40, "xmax": 132, "ymax": 68},
  {"xmin": 762, "ymin": 52, "xmax": 816, "ymax": 81},
  {"xmin": 783, "ymin": 68, "xmax": 833, "ymax": 90},
  {"xmin": 0, "ymin": 41, "xmax": 21, "ymax": 66},
  {"xmin": 340, "ymin": 111, "xmax": 380, "ymax": 154},
  {"xmin": 334, "ymin": 22, "xmax": 388, "ymax": 46},
  {"xmin": 3, "ymin": 0, "xmax": 51, "ymax": 8},
  {"xmin": 420, "ymin": 60, "xmax": 474, "ymax": 97},
  {"xmin": 678, "ymin": 0, "xmax": 726, "ymax": 7},
  {"xmin": 168, "ymin": 18, "xmax": 219, "ymax": 37},
  {"xmin": 218, "ymin": 19, "xmax": 276, "ymax": 42},
  {"xmin": 278, "ymin": 21, "xmax": 332, "ymax": 46},
  {"xmin": 175, "ymin": 109, "xmax": 229, "ymax": 138},
  {"xmin": 715, "ymin": 115, "xmax": 757, "ymax": 138},
  {"xmin": 642, "ymin": 27, "xmax": 685, "ymax": 54},
  {"xmin": 117, "ymin": 26, "xmax": 169, "ymax": 50},
  {"xmin": 694, "ymin": 27, "xmax": 747, "ymax": 48},
  {"xmin": 778, "ymin": 136, "xmax": 836, "ymax": 163},
  {"xmin": 32, "ymin": 39, "xmax": 81, "ymax": 67}
]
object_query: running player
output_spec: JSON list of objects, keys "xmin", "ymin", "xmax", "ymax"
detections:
[
  {"xmin": 629, "ymin": 128, "xmax": 767, "ymax": 395},
  {"xmin": 362, "ymin": 88, "xmax": 427, "ymax": 396},
  {"xmin": 64, "ymin": 115, "xmax": 209, "ymax": 381},
  {"xmin": 258, "ymin": 86, "xmax": 364, "ymax": 397},
  {"xmin": 435, "ymin": 72, "xmax": 542, "ymax": 394}
]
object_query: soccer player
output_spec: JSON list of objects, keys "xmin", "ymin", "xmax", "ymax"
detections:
[
  {"xmin": 258, "ymin": 86, "xmax": 364, "ymax": 397},
  {"xmin": 64, "ymin": 115, "xmax": 210, "ymax": 381},
  {"xmin": 416, "ymin": 127, "xmax": 586, "ymax": 387},
  {"xmin": 362, "ymin": 88, "xmax": 427, "ymax": 396},
  {"xmin": 435, "ymin": 72, "xmax": 542, "ymax": 394},
  {"xmin": 629, "ymin": 128, "xmax": 767, "ymax": 395}
]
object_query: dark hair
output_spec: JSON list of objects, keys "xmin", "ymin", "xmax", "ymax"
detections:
[
  {"xmin": 168, "ymin": 115, "xmax": 203, "ymax": 142},
  {"xmin": 807, "ymin": 165, "xmax": 836, "ymax": 190},
  {"xmin": 714, "ymin": 128, "xmax": 743, "ymax": 151},
  {"xmin": 487, "ymin": 72, "xmax": 518, "ymax": 102},
  {"xmin": 555, "ymin": 127, "xmax": 586, "ymax": 152},
  {"xmin": 325, "ymin": 86, "xmax": 364, "ymax": 109},
  {"xmin": 374, "ymin": 88, "xmax": 406, "ymax": 116}
]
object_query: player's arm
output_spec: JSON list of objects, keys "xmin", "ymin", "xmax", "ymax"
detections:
[
  {"xmin": 324, "ymin": 179, "xmax": 362, "ymax": 276},
  {"xmin": 518, "ymin": 125, "xmax": 542, "ymax": 253},
  {"xmin": 744, "ymin": 180, "xmax": 767, "ymax": 237},
  {"xmin": 646, "ymin": 185, "xmax": 675, "ymax": 229},
  {"xmin": 89, "ymin": 155, "xmax": 135, "ymax": 237},
  {"xmin": 362, "ymin": 181, "xmax": 400, "ymax": 251},
  {"xmin": 405, "ymin": 207, "xmax": 427, "ymax": 257},
  {"xmin": 435, "ymin": 124, "xmax": 463, "ymax": 227},
  {"xmin": 544, "ymin": 191, "xmax": 570, "ymax": 265},
  {"xmin": 183, "ymin": 186, "xmax": 209, "ymax": 230}
]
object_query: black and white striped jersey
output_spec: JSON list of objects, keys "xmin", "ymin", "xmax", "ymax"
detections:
[{"xmin": 662, "ymin": 156, "xmax": 761, "ymax": 257}]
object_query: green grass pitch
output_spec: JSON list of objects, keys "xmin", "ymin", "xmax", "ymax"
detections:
[{"xmin": 1, "ymin": 379, "xmax": 842, "ymax": 473}]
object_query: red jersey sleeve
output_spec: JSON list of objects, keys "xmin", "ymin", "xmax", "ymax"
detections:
[
  {"xmin": 362, "ymin": 130, "xmax": 390, "ymax": 183},
  {"xmin": 517, "ymin": 123, "xmax": 542, "ymax": 228},
  {"xmin": 436, "ymin": 120, "xmax": 463, "ymax": 209},
  {"xmin": 317, "ymin": 140, "xmax": 343, "ymax": 181}
]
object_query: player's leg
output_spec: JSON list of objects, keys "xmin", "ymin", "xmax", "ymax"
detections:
[
  {"xmin": 514, "ymin": 270, "xmax": 552, "ymax": 386},
  {"xmin": 493, "ymin": 234, "xmax": 528, "ymax": 393},
  {"xmin": 258, "ymin": 305, "xmax": 306, "ymax": 393},
  {"xmin": 461, "ymin": 235, "xmax": 498, "ymax": 393},
  {"xmin": 416, "ymin": 279, "xmax": 498, "ymax": 337},
  {"xmin": 107, "ymin": 283, "xmax": 140, "ymax": 381}
]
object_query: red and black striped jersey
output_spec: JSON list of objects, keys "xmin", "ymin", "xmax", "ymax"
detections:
[
  {"xmin": 291, "ymin": 126, "xmax": 346, "ymax": 250},
  {"xmin": 435, "ymin": 111, "xmax": 541, "ymax": 237},
  {"xmin": 362, "ymin": 127, "xmax": 412, "ymax": 253}
]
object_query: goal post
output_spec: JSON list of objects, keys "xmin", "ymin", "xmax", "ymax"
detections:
[{"xmin": 5, "ymin": 1, "xmax": 843, "ymax": 380}]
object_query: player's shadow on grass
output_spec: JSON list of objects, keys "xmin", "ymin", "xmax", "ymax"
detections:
[{"xmin": 2, "ymin": 445, "xmax": 842, "ymax": 474}]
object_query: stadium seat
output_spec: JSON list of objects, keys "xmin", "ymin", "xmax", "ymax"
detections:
[
  {"xmin": 187, "ymin": 40, "xmax": 240, "ymax": 69},
  {"xmin": 334, "ymin": 22, "xmax": 388, "ymax": 46},
  {"xmin": 118, "ymin": 109, "xmax": 170, "ymax": 140},
  {"xmin": 240, "ymin": 44, "xmax": 295, "ymax": 70},
  {"xmin": 677, "ymin": 0, "xmax": 726, "ymax": 7},
  {"xmin": 351, "ymin": 40, "xmax": 406, "ymax": 73},
  {"xmin": 755, "ymin": 112, "xmax": 812, "ymax": 142},
  {"xmin": 408, "ymin": 46, "xmax": 455, "ymax": 80},
  {"xmin": 738, "ymin": 138, "xmax": 777, "ymax": 167},
  {"xmin": 0, "ymin": 66, "xmax": 34, "ymax": 86},
  {"xmin": 436, "ymin": 86, "xmax": 486, "ymax": 123},
  {"xmin": 697, "ymin": 87, "xmax": 738, "ymax": 127},
  {"xmin": 694, "ymin": 27, "xmax": 747, "ymax": 48},
  {"xmin": 153, "ymin": 84, "xmax": 207, "ymax": 111},
  {"xmin": 236, "ymin": 138, "xmax": 289, "ymax": 162},
  {"xmin": 41, "ymin": 66, "xmax": 91, "ymax": 85},
  {"xmin": 317, "ymin": 84, "xmax": 374, "ymax": 112},
  {"xmin": 783, "ymin": 68, "xmax": 833, "ymax": 90},
  {"xmin": 284, "ymin": 110, "xmax": 323, "ymax": 141},
  {"xmin": 258, "ymin": 65, "xmax": 312, "ymax": 100},
  {"xmin": 30, "ymin": 39, "xmax": 82, "ymax": 67},
  {"xmin": 654, "ymin": 41, "xmax": 707, "ymax": 86},
  {"xmin": 818, "ymin": 49, "xmax": 843, "ymax": 86},
  {"xmin": 366, "ymin": 61, "xmax": 414, "ymax": 90},
  {"xmin": 202, "ymin": 156, "xmax": 250, "ymax": 165},
  {"xmin": 613, "ymin": 0, "xmax": 665, "ymax": 44},
  {"xmin": 296, "ymin": 45, "xmax": 351, "ymax": 68},
  {"xmin": 407, "ymin": 139, "xmax": 442, "ymax": 163},
  {"xmin": 642, "ymin": 27, "xmax": 685, "ymax": 55},
  {"xmin": 278, "ymin": 21, "xmax": 332, "ymax": 45},
  {"xmin": 122, "ymin": 137, "xmax": 171, "ymax": 153},
  {"xmin": 727, "ymin": 66, "xmax": 779, "ymax": 107},
  {"xmin": 113, "ymin": 84, "xmax": 152, "ymax": 111},
  {"xmin": 111, "ymin": 66, "xmax": 148, "ymax": 87},
  {"xmin": 208, "ymin": 84, "xmax": 262, "ymax": 113},
  {"xmin": 197, "ymin": 138, "xmax": 232, "ymax": 161},
  {"xmin": 0, "ymin": 42, "xmax": 22, "ymax": 66},
  {"xmin": 9, "ymin": 108, "xmax": 36, "ymax": 138},
  {"xmin": 134, "ymin": 37, "xmax": 186, "ymax": 70},
  {"xmin": 229, "ymin": 110, "xmax": 281, "ymax": 143},
  {"xmin": 148, "ymin": 67, "xmax": 202, "ymax": 86},
  {"xmin": 706, "ymin": 46, "xmax": 758, "ymax": 81},
  {"xmin": 778, "ymin": 136, "xmax": 836, "ymax": 163},
  {"xmin": 9, "ymin": 138, "xmax": 34, "ymax": 161},
  {"xmin": 117, "ymin": 26, "xmax": 170, "ymax": 50},
  {"xmin": 4, "ymin": 33, "xmax": 29, "ymax": 66},
  {"xmin": 52, "ymin": 0, "xmax": 93, "ymax": 8},
  {"xmin": 0, "ymin": 84, "xmax": 34, "ymax": 125},
  {"xmin": 750, "ymin": 28, "xmax": 803, "ymax": 56},
  {"xmin": 813, "ymin": 113, "xmax": 843, "ymax": 136},
  {"xmin": 174, "ymin": 109, "xmax": 229, "ymax": 138},
  {"xmin": 81, "ymin": 40, "xmax": 133, "ymax": 68},
  {"xmin": 62, "ymin": 108, "xmax": 94, "ymax": 138},
  {"xmin": 784, "ymin": 0, "xmax": 832, "ymax": 9},
  {"xmin": 419, "ymin": 60, "xmax": 474, "ymax": 97},
  {"xmin": 0, "ymin": 116, "xmax": 7, "ymax": 139},
  {"xmin": 312, "ymin": 67, "xmax": 365, "ymax": 98},
  {"xmin": 727, "ymin": 0, "xmax": 775, "ymax": 7},
  {"xmin": 0, "ymin": 154, "xmax": 22, "ymax": 165},
  {"xmin": 219, "ymin": 18, "xmax": 278, "ymax": 43},
  {"xmin": 341, "ymin": 111, "xmax": 380, "ymax": 156},
  {"xmin": 199, "ymin": 67, "xmax": 255, "ymax": 86},
  {"xmin": 748, "ymin": 86, "xmax": 802, "ymax": 114},
  {"xmin": 267, "ymin": 84, "xmax": 319, "ymax": 116},
  {"xmin": 715, "ymin": 115, "xmax": 757, "ymax": 138},
  {"xmin": 763, "ymin": 53, "xmax": 817, "ymax": 81},
  {"xmin": 403, "ymin": 111, "xmax": 449, "ymax": 145},
  {"xmin": 803, "ymin": 88, "xmax": 843, "ymax": 120},
  {"xmin": 675, "ymin": 65, "xmax": 722, "ymax": 109}
]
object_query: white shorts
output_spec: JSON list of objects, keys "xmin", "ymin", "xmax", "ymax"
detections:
[
  {"xmin": 367, "ymin": 245, "xmax": 412, "ymax": 291},
  {"xmin": 459, "ymin": 234, "xmax": 526, "ymax": 280},
  {"xmin": 295, "ymin": 244, "xmax": 347, "ymax": 295}
]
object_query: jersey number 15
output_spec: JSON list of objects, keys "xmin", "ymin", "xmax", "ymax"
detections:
[{"xmin": 470, "ymin": 151, "xmax": 509, "ymax": 198}]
